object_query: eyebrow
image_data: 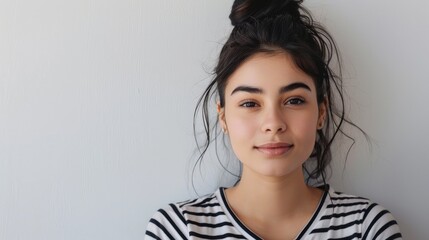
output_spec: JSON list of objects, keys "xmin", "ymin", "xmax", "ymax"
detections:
[{"xmin": 230, "ymin": 82, "xmax": 311, "ymax": 95}]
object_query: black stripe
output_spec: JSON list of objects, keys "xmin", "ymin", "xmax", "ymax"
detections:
[
  {"xmin": 385, "ymin": 233, "xmax": 402, "ymax": 240},
  {"xmin": 373, "ymin": 220, "xmax": 398, "ymax": 240},
  {"xmin": 149, "ymin": 218, "xmax": 174, "ymax": 240},
  {"xmin": 177, "ymin": 198, "xmax": 196, "ymax": 205},
  {"xmin": 296, "ymin": 188, "xmax": 328, "ymax": 239},
  {"xmin": 170, "ymin": 204, "xmax": 187, "ymax": 226},
  {"xmin": 191, "ymin": 195, "xmax": 216, "ymax": 207},
  {"xmin": 362, "ymin": 209, "xmax": 389, "ymax": 239},
  {"xmin": 182, "ymin": 210, "xmax": 225, "ymax": 217},
  {"xmin": 327, "ymin": 232, "xmax": 361, "ymax": 240},
  {"xmin": 187, "ymin": 219, "xmax": 234, "ymax": 228},
  {"xmin": 311, "ymin": 219, "xmax": 363, "ymax": 233},
  {"xmin": 159, "ymin": 209, "xmax": 187, "ymax": 240},
  {"xmin": 362, "ymin": 203, "xmax": 377, "ymax": 221},
  {"xmin": 190, "ymin": 231, "xmax": 247, "ymax": 239},
  {"xmin": 327, "ymin": 202, "xmax": 369, "ymax": 208},
  {"xmin": 331, "ymin": 196, "xmax": 368, "ymax": 201},
  {"xmin": 193, "ymin": 203, "xmax": 221, "ymax": 208},
  {"xmin": 219, "ymin": 188, "xmax": 262, "ymax": 240},
  {"xmin": 320, "ymin": 209, "xmax": 366, "ymax": 220},
  {"xmin": 145, "ymin": 230, "xmax": 162, "ymax": 240},
  {"xmin": 179, "ymin": 198, "xmax": 198, "ymax": 208}
]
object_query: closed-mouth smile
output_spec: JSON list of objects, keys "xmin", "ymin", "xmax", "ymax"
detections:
[{"xmin": 254, "ymin": 142, "xmax": 293, "ymax": 157}]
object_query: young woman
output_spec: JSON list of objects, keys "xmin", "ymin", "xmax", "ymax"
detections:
[{"xmin": 145, "ymin": 0, "xmax": 402, "ymax": 239}]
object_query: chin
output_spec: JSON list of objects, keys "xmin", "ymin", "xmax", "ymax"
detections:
[{"xmin": 252, "ymin": 162, "xmax": 303, "ymax": 179}]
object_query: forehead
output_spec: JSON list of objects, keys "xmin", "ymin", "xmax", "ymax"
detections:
[{"xmin": 225, "ymin": 52, "xmax": 315, "ymax": 93}]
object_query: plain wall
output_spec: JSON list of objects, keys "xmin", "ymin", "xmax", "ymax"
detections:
[{"xmin": 0, "ymin": 0, "xmax": 427, "ymax": 239}]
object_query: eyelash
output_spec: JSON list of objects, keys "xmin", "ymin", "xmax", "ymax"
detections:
[
  {"xmin": 286, "ymin": 97, "xmax": 305, "ymax": 105},
  {"xmin": 239, "ymin": 98, "xmax": 305, "ymax": 108},
  {"xmin": 240, "ymin": 101, "xmax": 259, "ymax": 108}
]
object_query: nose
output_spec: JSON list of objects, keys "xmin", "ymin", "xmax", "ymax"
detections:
[{"xmin": 261, "ymin": 107, "xmax": 287, "ymax": 134}]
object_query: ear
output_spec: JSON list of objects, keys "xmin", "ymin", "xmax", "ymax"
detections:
[
  {"xmin": 317, "ymin": 97, "xmax": 328, "ymax": 129},
  {"xmin": 217, "ymin": 102, "xmax": 228, "ymax": 133}
]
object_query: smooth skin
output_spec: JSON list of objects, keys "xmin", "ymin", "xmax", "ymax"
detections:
[{"xmin": 218, "ymin": 52, "xmax": 327, "ymax": 240}]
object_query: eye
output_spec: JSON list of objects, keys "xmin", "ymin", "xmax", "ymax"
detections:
[
  {"xmin": 240, "ymin": 101, "xmax": 259, "ymax": 108},
  {"xmin": 285, "ymin": 98, "xmax": 305, "ymax": 105}
]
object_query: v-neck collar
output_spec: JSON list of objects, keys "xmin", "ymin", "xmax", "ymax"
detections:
[{"xmin": 216, "ymin": 185, "xmax": 329, "ymax": 240}]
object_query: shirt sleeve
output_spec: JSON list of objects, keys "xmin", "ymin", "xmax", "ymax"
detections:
[
  {"xmin": 361, "ymin": 203, "xmax": 402, "ymax": 240},
  {"xmin": 144, "ymin": 204, "xmax": 189, "ymax": 240}
]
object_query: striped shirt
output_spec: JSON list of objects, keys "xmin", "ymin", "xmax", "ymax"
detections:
[{"xmin": 145, "ymin": 186, "xmax": 402, "ymax": 239}]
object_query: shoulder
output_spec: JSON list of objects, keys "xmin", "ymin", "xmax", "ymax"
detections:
[
  {"xmin": 320, "ymin": 188, "xmax": 402, "ymax": 239},
  {"xmin": 145, "ymin": 191, "xmax": 223, "ymax": 240},
  {"xmin": 145, "ymin": 202, "xmax": 188, "ymax": 240}
]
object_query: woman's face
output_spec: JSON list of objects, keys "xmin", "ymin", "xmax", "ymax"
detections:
[{"xmin": 219, "ymin": 52, "xmax": 325, "ymax": 179}]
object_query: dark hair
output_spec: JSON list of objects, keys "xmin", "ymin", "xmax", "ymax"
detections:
[{"xmin": 193, "ymin": 0, "xmax": 365, "ymax": 188}]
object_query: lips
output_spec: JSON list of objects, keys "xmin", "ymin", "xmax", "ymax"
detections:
[{"xmin": 254, "ymin": 142, "xmax": 293, "ymax": 157}]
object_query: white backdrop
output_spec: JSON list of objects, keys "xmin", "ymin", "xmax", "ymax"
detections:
[{"xmin": 0, "ymin": 0, "xmax": 427, "ymax": 239}]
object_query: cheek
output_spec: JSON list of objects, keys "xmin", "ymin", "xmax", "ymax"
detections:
[
  {"xmin": 223, "ymin": 113, "xmax": 255, "ymax": 161},
  {"xmin": 225, "ymin": 113, "xmax": 257, "ymax": 140},
  {"xmin": 291, "ymin": 111, "xmax": 319, "ymax": 144}
]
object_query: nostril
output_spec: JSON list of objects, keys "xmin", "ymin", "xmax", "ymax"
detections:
[{"xmin": 264, "ymin": 126, "xmax": 285, "ymax": 133}]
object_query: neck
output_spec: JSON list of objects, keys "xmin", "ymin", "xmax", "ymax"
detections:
[{"xmin": 225, "ymin": 167, "xmax": 322, "ymax": 221}]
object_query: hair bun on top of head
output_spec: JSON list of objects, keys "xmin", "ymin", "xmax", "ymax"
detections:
[{"xmin": 229, "ymin": 0, "xmax": 303, "ymax": 26}]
